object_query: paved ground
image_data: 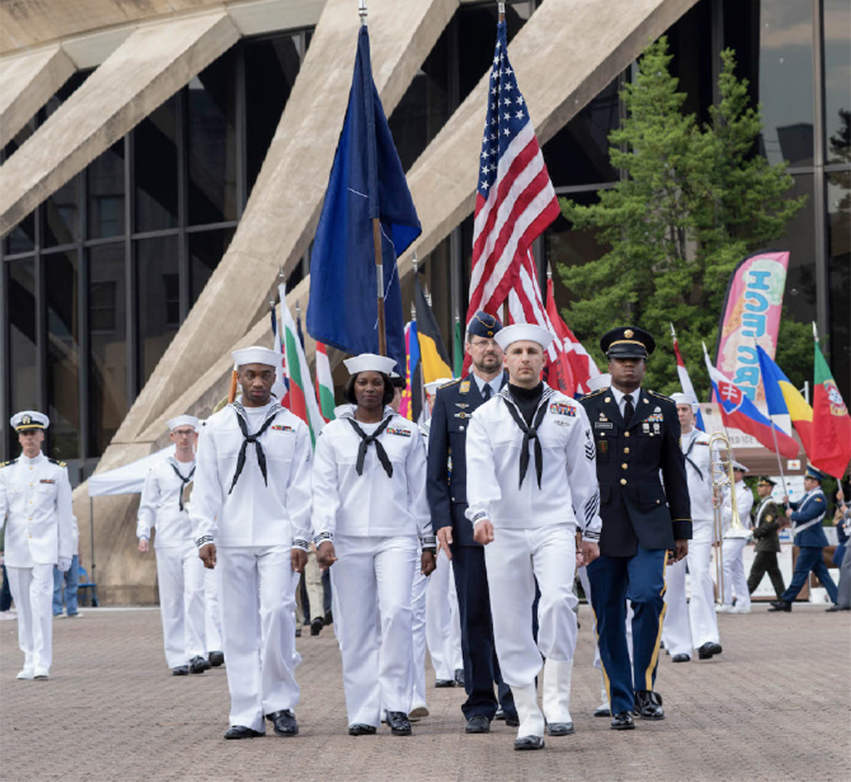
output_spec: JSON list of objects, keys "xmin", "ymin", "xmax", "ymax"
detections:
[{"xmin": 1, "ymin": 604, "xmax": 848, "ymax": 782}]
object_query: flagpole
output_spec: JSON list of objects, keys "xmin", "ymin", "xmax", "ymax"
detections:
[{"xmin": 498, "ymin": 1, "xmax": 505, "ymax": 22}]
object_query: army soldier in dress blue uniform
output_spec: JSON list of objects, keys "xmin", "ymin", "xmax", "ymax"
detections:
[
  {"xmin": 426, "ymin": 311, "xmax": 518, "ymax": 734},
  {"xmin": 580, "ymin": 327, "xmax": 691, "ymax": 731}
]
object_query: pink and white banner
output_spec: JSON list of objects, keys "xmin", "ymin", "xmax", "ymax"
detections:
[{"xmin": 714, "ymin": 249, "xmax": 790, "ymax": 403}]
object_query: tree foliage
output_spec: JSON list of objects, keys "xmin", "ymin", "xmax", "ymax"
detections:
[{"xmin": 558, "ymin": 38, "xmax": 807, "ymax": 396}]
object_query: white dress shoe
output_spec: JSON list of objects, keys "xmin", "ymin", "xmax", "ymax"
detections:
[
  {"xmin": 16, "ymin": 669, "xmax": 35, "ymax": 680},
  {"xmin": 33, "ymin": 668, "xmax": 49, "ymax": 680},
  {"xmin": 715, "ymin": 604, "xmax": 731, "ymax": 613},
  {"xmin": 729, "ymin": 605, "xmax": 751, "ymax": 614}
]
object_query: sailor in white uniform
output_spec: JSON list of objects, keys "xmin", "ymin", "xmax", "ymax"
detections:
[
  {"xmin": 0, "ymin": 411, "xmax": 74, "ymax": 680},
  {"xmin": 137, "ymin": 415, "xmax": 213, "ymax": 675},
  {"xmin": 465, "ymin": 325, "xmax": 602, "ymax": 751},
  {"xmin": 717, "ymin": 462, "xmax": 754, "ymax": 613},
  {"xmin": 662, "ymin": 394, "xmax": 723, "ymax": 661},
  {"xmin": 312, "ymin": 354, "xmax": 436, "ymax": 737},
  {"xmin": 191, "ymin": 346, "xmax": 312, "ymax": 740}
]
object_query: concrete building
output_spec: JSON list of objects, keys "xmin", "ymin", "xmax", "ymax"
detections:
[{"xmin": 2, "ymin": 0, "xmax": 848, "ymax": 602}]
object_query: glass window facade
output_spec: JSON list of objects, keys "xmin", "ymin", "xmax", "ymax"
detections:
[{"xmin": 2, "ymin": 1, "xmax": 849, "ymax": 467}]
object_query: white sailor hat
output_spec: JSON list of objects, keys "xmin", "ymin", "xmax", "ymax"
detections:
[
  {"xmin": 425, "ymin": 378, "xmax": 454, "ymax": 397},
  {"xmin": 494, "ymin": 324, "xmax": 555, "ymax": 352},
  {"xmin": 732, "ymin": 461, "xmax": 749, "ymax": 473},
  {"xmin": 343, "ymin": 353, "xmax": 397, "ymax": 376},
  {"xmin": 586, "ymin": 373, "xmax": 611, "ymax": 392},
  {"xmin": 11, "ymin": 410, "xmax": 49, "ymax": 432},
  {"xmin": 671, "ymin": 392, "xmax": 698, "ymax": 406},
  {"xmin": 231, "ymin": 346, "xmax": 280, "ymax": 368},
  {"xmin": 167, "ymin": 415, "xmax": 200, "ymax": 432}
]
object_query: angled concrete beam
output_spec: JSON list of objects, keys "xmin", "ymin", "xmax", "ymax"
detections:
[
  {"xmin": 0, "ymin": 46, "xmax": 75, "ymax": 147},
  {"xmin": 0, "ymin": 10, "xmax": 240, "ymax": 235}
]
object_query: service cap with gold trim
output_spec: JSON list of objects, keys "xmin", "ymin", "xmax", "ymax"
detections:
[
  {"xmin": 600, "ymin": 326, "xmax": 655, "ymax": 359},
  {"xmin": 467, "ymin": 311, "xmax": 503, "ymax": 339},
  {"xmin": 757, "ymin": 475, "xmax": 776, "ymax": 487},
  {"xmin": 11, "ymin": 410, "xmax": 50, "ymax": 432}
]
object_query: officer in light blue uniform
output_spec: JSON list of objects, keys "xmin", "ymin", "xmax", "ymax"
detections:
[{"xmin": 769, "ymin": 465, "xmax": 838, "ymax": 611}]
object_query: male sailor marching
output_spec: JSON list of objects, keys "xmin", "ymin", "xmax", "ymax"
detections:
[
  {"xmin": 191, "ymin": 346, "xmax": 312, "ymax": 739},
  {"xmin": 465, "ymin": 324, "xmax": 602, "ymax": 751}
]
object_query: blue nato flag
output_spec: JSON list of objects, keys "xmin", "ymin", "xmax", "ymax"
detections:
[{"xmin": 307, "ymin": 24, "xmax": 420, "ymax": 373}]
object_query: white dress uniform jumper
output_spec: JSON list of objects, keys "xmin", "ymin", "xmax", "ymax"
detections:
[
  {"xmin": 137, "ymin": 456, "xmax": 208, "ymax": 669},
  {"xmin": 1, "ymin": 448, "xmax": 74, "ymax": 678},
  {"xmin": 311, "ymin": 406, "xmax": 433, "ymax": 729},
  {"xmin": 465, "ymin": 382, "xmax": 602, "ymax": 742},
  {"xmin": 191, "ymin": 399, "xmax": 313, "ymax": 733}
]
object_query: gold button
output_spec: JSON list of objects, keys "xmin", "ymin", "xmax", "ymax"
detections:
[
  {"xmin": 622, "ymin": 463, "xmax": 628, "ymax": 470},
  {"xmin": 28, "ymin": 517, "xmax": 32, "ymax": 520},
  {"xmin": 624, "ymin": 447, "xmax": 630, "ymax": 454},
  {"xmin": 29, "ymin": 534, "xmax": 33, "ymax": 538},
  {"xmin": 624, "ymin": 432, "xmax": 630, "ymax": 438},
  {"xmin": 620, "ymin": 478, "xmax": 627, "ymax": 485},
  {"xmin": 29, "ymin": 483, "xmax": 33, "ymax": 487}
]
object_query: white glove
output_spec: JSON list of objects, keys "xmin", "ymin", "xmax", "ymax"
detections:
[{"xmin": 57, "ymin": 557, "xmax": 72, "ymax": 573}]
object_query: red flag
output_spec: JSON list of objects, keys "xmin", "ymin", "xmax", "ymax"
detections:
[{"xmin": 812, "ymin": 336, "xmax": 851, "ymax": 478}]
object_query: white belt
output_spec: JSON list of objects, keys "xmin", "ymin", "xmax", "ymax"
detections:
[{"xmin": 793, "ymin": 518, "xmax": 822, "ymax": 538}]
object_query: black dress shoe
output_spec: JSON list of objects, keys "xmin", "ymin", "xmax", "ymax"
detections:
[
  {"xmin": 172, "ymin": 665, "xmax": 189, "ymax": 676},
  {"xmin": 324, "ymin": 609, "xmax": 333, "ymax": 625},
  {"xmin": 310, "ymin": 617, "xmax": 324, "ymax": 636},
  {"xmin": 826, "ymin": 605, "xmax": 850, "ymax": 612},
  {"xmin": 671, "ymin": 653, "xmax": 691, "ymax": 663},
  {"xmin": 697, "ymin": 642, "xmax": 722, "ymax": 660},
  {"xmin": 208, "ymin": 651, "xmax": 224, "ymax": 667},
  {"xmin": 634, "ymin": 690, "xmax": 664, "ymax": 720},
  {"xmin": 434, "ymin": 678, "xmax": 456, "ymax": 688},
  {"xmin": 494, "ymin": 707, "xmax": 505, "ymax": 720},
  {"xmin": 225, "ymin": 725, "xmax": 264, "ymax": 740},
  {"xmin": 454, "ymin": 668, "xmax": 465, "ymax": 687},
  {"xmin": 348, "ymin": 724, "xmax": 377, "ymax": 736},
  {"xmin": 547, "ymin": 722, "xmax": 575, "ymax": 736},
  {"xmin": 514, "ymin": 735, "xmax": 545, "ymax": 750},
  {"xmin": 504, "ymin": 712, "xmax": 520, "ymax": 727},
  {"xmin": 465, "ymin": 715, "xmax": 490, "ymax": 734},
  {"xmin": 610, "ymin": 711, "xmax": 635, "ymax": 730},
  {"xmin": 769, "ymin": 599, "xmax": 791, "ymax": 612},
  {"xmin": 385, "ymin": 711, "xmax": 412, "ymax": 736},
  {"xmin": 189, "ymin": 655, "xmax": 211, "ymax": 674},
  {"xmin": 267, "ymin": 709, "xmax": 298, "ymax": 736}
]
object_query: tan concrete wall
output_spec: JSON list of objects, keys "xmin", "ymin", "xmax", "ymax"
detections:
[
  {"xmin": 0, "ymin": 11, "xmax": 240, "ymax": 235},
  {"xmin": 0, "ymin": 46, "xmax": 75, "ymax": 147}
]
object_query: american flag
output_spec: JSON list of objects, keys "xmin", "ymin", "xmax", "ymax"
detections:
[{"xmin": 466, "ymin": 20, "xmax": 561, "ymax": 323}]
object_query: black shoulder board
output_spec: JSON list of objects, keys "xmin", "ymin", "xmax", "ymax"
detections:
[
  {"xmin": 1, "ymin": 458, "xmax": 19, "ymax": 468},
  {"xmin": 583, "ymin": 388, "xmax": 606, "ymax": 398},
  {"xmin": 48, "ymin": 458, "xmax": 68, "ymax": 468},
  {"xmin": 649, "ymin": 390, "xmax": 674, "ymax": 403}
]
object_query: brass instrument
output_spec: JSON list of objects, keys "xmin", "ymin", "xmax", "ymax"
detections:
[{"xmin": 709, "ymin": 432, "xmax": 752, "ymax": 605}]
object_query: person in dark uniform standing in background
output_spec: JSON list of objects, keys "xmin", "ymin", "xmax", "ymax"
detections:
[
  {"xmin": 747, "ymin": 476, "xmax": 786, "ymax": 600},
  {"xmin": 580, "ymin": 327, "xmax": 691, "ymax": 731},
  {"xmin": 427, "ymin": 311, "xmax": 518, "ymax": 734}
]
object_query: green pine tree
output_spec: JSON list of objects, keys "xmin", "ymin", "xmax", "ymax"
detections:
[{"xmin": 558, "ymin": 38, "xmax": 807, "ymax": 396}]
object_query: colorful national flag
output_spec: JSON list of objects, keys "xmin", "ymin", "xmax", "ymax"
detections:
[
  {"xmin": 399, "ymin": 321, "xmax": 422, "ymax": 421},
  {"xmin": 315, "ymin": 341, "xmax": 336, "ymax": 423},
  {"xmin": 545, "ymin": 279, "xmax": 600, "ymax": 396},
  {"xmin": 270, "ymin": 302, "xmax": 289, "ymax": 405},
  {"xmin": 306, "ymin": 23, "xmax": 419, "ymax": 372},
  {"xmin": 414, "ymin": 279, "xmax": 452, "ymax": 383},
  {"xmin": 756, "ymin": 345, "xmax": 812, "ymax": 454},
  {"xmin": 671, "ymin": 324, "xmax": 706, "ymax": 431},
  {"xmin": 465, "ymin": 19, "xmax": 560, "ymax": 328},
  {"xmin": 703, "ymin": 345, "xmax": 798, "ymax": 458},
  {"xmin": 811, "ymin": 334, "xmax": 851, "ymax": 479},
  {"xmin": 280, "ymin": 283, "xmax": 324, "ymax": 445}
]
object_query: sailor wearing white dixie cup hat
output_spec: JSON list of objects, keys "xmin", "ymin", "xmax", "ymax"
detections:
[
  {"xmin": 465, "ymin": 325, "xmax": 602, "ymax": 751},
  {"xmin": 312, "ymin": 354, "xmax": 436, "ymax": 738},
  {"xmin": 137, "ymin": 415, "xmax": 218, "ymax": 676},
  {"xmin": 1, "ymin": 411, "xmax": 74, "ymax": 680},
  {"xmin": 190, "ymin": 346, "xmax": 313, "ymax": 740}
]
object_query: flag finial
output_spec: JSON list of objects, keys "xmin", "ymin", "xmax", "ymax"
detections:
[
  {"xmin": 670, "ymin": 323, "xmax": 676, "ymax": 339},
  {"xmin": 359, "ymin": 0, "xmax": 367, "ymax": 25},
  {"xmin": 813, "ymin": 321, "xmax": 819, "ymax": 342},
  {"xmin": 278, "ymin": 265, "xmax": 284, "ymax": 282}
]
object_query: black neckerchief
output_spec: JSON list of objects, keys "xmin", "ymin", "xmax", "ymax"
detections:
[
  {"xmin": 502, "ymin": 383, "xmax": 550, "ymax": 489},
  {"xmin": 228, "ymin": 401, "xmax": 280, "ymax": 495},
  {"xmin": 682, "ymin": 430, "xmax": 703, "ymax": 481},
  {"xmin": 347, "ymin": 413, "xmax": 394, "ymax": 478},
  {"xmin": 168, "ymin": 458, "xmax": 195, "ymax": 511}
]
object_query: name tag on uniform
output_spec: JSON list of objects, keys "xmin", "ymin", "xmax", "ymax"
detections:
[
  {"xmin": 594, "ymin": 422, "xmax": 613, "ymax": 429},
  {"xmin": 386, "ymin": 427, "xmax": 411, "ymax": 437},
  {"xmin": 40, "ymin": 478, "xmax": 56, "ymax": 484},
  {"xmin": 271, "ymin": 425, "xmax": 295, "ymax": 432},
  {"xmin": 549, "ymin": 402, "xmax": 576, "ymax": 417},
  {"xmin": 553, "ymin": 419, "xmax": 571, "ymax": 427}
]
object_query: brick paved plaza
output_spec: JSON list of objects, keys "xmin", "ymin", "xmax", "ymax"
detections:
[{"xmin": 1, "ymin": 604, "xmax": 848, "ymax": 782}]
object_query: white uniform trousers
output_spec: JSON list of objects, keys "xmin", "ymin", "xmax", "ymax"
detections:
[
  {"xmin": 662, "ymin": 557, "xmax": 693, "ymax": 657},
  {"xmin": 687, "ymin": 521, "xmax": 720, "ymax": 646},
  {"xmin": 7, "ymin": 564, "xmax": 54, "ymax": 673},
  {"xmin": 204, "ymin": 567, "xmax": 223, "ymax": 653},
  {"xmin": 721, "ymin": 537, "xmax": 751, "ymax": 609},
  {"xmin": 331, "ymin": 534, "xmax": 417, "ymax": 727},
  {"xmin": 155, "ymin": 545, "xmax": 207, "ymax": 668},
  {"xmin": 425, "ymin": 548, "xmax": 462, "ymax": 681},
  {"xmin": 411, "ymin": 561, "xmax": 428, "ymax": 710},
  {"xmin": 218, "ymin": 545, "xmax": 300, "ymax": 732}
]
